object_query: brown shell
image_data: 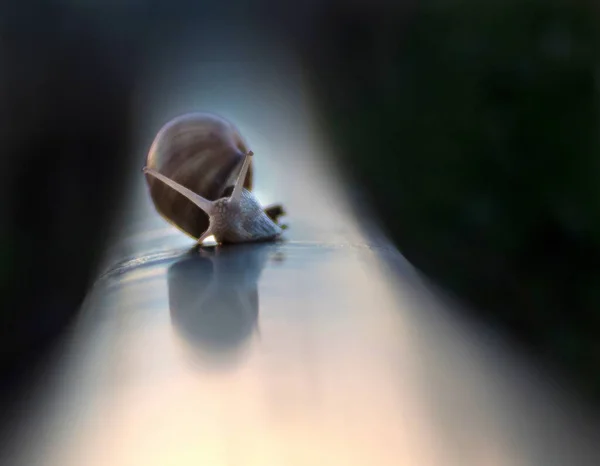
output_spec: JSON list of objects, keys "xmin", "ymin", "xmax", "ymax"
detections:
[{"xmin": 145, "ymin": 112, "xmax": 254, "ymax": 239}]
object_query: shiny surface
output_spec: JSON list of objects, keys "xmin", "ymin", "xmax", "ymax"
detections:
[{"xmin": 4, "ymin": 30, "xmax": 600, "ymax": 466}]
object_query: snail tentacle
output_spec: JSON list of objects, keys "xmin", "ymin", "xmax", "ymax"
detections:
[
  {"xmin": 143, "ymin": 167, "xmax": 215, "ymax": 215},
  {"xmin": 230, "ymin": 150, "xmax": 253, "ymax": 205}
]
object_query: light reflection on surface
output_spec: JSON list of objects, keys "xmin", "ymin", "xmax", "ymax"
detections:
[
  {"xmin": 7, "ymin": 240, "xmax": 600, "ymax": 466},
  {"xmin": 41, "ymin": 244, "xmax": 452, "ymax": 466}
]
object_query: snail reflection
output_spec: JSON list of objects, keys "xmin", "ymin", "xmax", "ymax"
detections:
[{"xmin": 168, "ymin": 242, "xmax": 279, "ymax": 368}]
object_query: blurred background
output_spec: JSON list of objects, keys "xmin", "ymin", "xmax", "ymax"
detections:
[
  {"xmin": 2, "ymin": 0, "xmax": 600, "ymax": 462},
  {"xmin": 298, "ymin": 0, "xmax": 600, "ymax": 400}
]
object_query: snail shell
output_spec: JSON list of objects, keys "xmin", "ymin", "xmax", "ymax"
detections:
[{"xmin": 145, "ymin": 112, "xmax": 255, "ymax": 240}]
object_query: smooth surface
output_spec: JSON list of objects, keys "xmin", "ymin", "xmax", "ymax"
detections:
[{"xmin": 4, "ymin": 29, "xmax": 600, "ymax": 466}]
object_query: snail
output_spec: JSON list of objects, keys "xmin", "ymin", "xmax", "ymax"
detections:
[{"xmin": 142, "ymin": 113, "xmax": 286, "ymax": 245}]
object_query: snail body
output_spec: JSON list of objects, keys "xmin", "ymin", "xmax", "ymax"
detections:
[{"xmin": 143, "ymin": 113, "xmax": 285, "ymax": 245}]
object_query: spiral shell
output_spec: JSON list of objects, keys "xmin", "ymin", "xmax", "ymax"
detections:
[{"xmin": 144, "ymin": 112, "xmax": 254, "ymax": 239}]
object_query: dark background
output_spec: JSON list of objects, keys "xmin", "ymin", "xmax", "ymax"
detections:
[
  {"xmin": 1, "ymin": 0, "xmax": 600, "ymax": 417},
  {"xmin": 297, "ymin": 0, "xmax": 600, "ymax": 400}
]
